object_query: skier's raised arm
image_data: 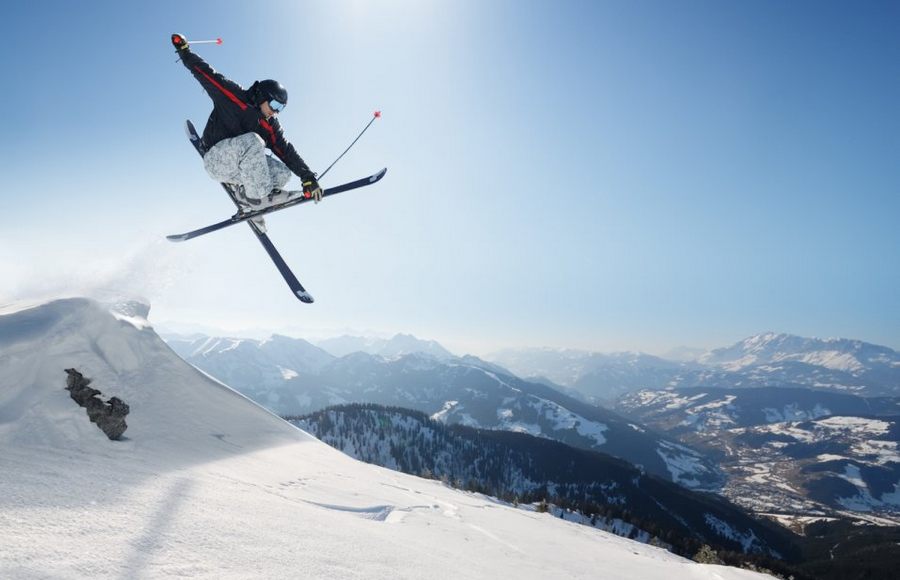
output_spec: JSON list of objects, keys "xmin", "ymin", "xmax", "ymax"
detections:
[
  {"xmin": 171, "ymin": 34, "xmax": 245, "ymax": 109},
  {"xmin": 171, "ymin": 32, "xmax": 322, "ymax": 206}
]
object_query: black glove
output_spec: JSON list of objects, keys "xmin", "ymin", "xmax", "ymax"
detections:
[
  {"xmin": 303, "ymin": 177, "xmax": 323, "ymax": 203},
  {"xmin": 171, "ymin": 33, "xmax": 189, "ymax": 51}
]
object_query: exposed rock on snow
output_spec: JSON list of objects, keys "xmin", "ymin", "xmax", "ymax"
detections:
[{"xmin": 64, "ymin": 368, "xmax": 129, "ymax": 440}]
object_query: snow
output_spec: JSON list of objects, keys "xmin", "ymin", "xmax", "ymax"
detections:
[
  {"xmin": 504, "ymin": 421, "xmax": 543, "ymax": 436},
  {"xmin": 851, "ymin": 439, "xmax": 900, "ymax": 465},
  {"xmin": 721, "ymin": 355, "xmax": 759, "ymax": 372},
  {"xmin": 0, "ymin": 299, "xmax": 775, "ymax": 579},
  {"xmin": 761, "ymin": 403, "xmax": 831, "ymax": 423},
  {"xmin": 760, "ymin": 423, "xmax": 817, "ymax": 443},
  {"xmin": 797, "ymin": 351, "xmax": 864, "ymax": 373},
  {"xmin": 655, "ymin": 441, "xmax": 710, "ymax": 488},
  {"xmin": 761, "ymin": 514, "xmax": 837, "ymax": 529},
  {"xmin": 703, "ymin": 514, "xmax": 768, "ymax": 555},
  {"xmin": 691, "ymin": 395, "xmax": 736, "ymax": 412},
  {"xmin": 831, "ymin": 466, "xmax": 900, "ymax": 511},
  {"xmin": 532, "ymin": 398, "xmax": 609, "ymax": 445},
  {"xmin": 496, "ymin": 404, "xmax": 543, "ymax": 434},
  {"xmin": 430, "ymin": 400, "xmax": 459, "ymax": 422},
  {"xmin": 815, "ymin": 416, "xmax": 891, "ymax": 435},
  {"xmin": 668, "ymin": 392, "xmax": 707, "ymax": 409},
  {"xmin": 481, "ymin": 369, "xmax": 523, "ymax": 393},
  {"xmin": 839, "ymin": 464, "xmax": 867, "ymax": 488},
  {"xmin": 745, "ymin": 463, "xmax": 778, "ymax": 486},
  {"xmin": 836, "ymin": 465, "xmax": 881, "ymax": 511},
  {"xmin": 455, "ymin": 412, "xmax": 481, "ymax": 428}
]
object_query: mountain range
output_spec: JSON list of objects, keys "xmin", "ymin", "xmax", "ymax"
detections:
[{"xmin": 164, "ymin": 335, "xmax": 722, "ymax": 489}]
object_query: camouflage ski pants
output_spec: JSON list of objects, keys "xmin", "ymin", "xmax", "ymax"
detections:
[{"xmin": 203, "ymin": 133, "xmax": 291, "ymax": 201}]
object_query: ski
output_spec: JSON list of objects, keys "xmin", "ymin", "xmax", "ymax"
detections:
[
  {"xmin": 167, "ymin": 167, "xmax": 387, "ymax": 242},
  {"xmin": 180, "ymin": 120, "xmax": 316, "ymax": 303}
]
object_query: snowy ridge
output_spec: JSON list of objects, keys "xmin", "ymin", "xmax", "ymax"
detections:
[
  {"xmin": 0, "ymin": 298, "xmax": 776, "ymax": 579},
  {"xmin": 697, "ymin": 333, "xmax": 900, "ymax": 395}
]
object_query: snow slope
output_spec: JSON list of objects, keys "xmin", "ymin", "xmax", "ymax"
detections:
[{"xmin": 0, "ymin": 298, "xmax": 771, "ymax": 579}]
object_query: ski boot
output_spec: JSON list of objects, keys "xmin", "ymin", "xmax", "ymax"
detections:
[
  {"xmin": 247, "ymin": 190, "xmax": 302, "ymax": 233},
  {"xmin": 266, "ymin": 188, "xmax": 302, "ymax": 207},
  {"xmin": 231, "ymin": 185, "xmax": 268, "ymax": 233}
]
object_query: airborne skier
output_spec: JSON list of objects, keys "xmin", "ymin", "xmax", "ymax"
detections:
[
  {"xmin": 168, "ymin": 34, "xmax": 385, "ymax": 303},
  {"xmin": 171, "ymin": 33, "xmax": 322, "ymax": 232}
]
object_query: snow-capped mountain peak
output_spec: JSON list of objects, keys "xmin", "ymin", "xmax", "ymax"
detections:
[{"xmin": 700, "ymin": 332, "xmax": 899, "ymax": 377}]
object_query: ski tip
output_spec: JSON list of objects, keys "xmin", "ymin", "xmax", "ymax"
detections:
[
  {"xmin": 296, "ymin": 291, "xmax": 314, "ymax": 304},
  {"xmin": 369, "ymin": 167, "xmax": 387, "ymax": 182}
]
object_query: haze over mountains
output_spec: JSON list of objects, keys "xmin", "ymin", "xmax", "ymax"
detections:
[
  {"xmin": 317, "ymin": 333, "xmax": 456, "ymax": 359},
  {"xmin": 489, "ymin": 333, "xmax": 900, "ymax": 400}
]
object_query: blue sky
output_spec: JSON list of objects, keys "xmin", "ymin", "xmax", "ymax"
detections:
[{"xmin": 1, "ymin": 0, "xmax": 898, "ymax": 355}]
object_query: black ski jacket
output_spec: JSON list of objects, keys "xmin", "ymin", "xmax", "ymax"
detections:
[{"xmin": 179, "ymin": 48, "xmax": 315, "ymax": 182}]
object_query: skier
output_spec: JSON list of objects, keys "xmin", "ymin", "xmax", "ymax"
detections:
[{"xmin": 171, "ymin": 33, "xmax": 322, "ymax": 231}]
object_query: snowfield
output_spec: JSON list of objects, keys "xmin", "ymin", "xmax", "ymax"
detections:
[{"xmin": 0, "ymin": 298, "xmax": 773, "ymax": 579}]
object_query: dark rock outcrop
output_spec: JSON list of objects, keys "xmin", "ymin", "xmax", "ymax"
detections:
[{"xmin": 64, "ymin": 369, "xmax": 129, "ymax": 440}]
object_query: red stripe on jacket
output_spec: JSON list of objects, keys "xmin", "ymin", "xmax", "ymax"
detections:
[
  {"xmin": 194, "ymin": 67, "xmax": 247, "ymax": 110},
  {"xmin": 258, "ymin": 119, "xmax": 285, "ymax": 158}
]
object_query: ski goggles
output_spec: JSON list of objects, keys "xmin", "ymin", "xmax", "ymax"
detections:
[{"xmin": 269, "ymin": 99, "xmax": 285, "ymax": 113}]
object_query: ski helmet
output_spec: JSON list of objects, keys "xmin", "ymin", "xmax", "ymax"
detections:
[{"xmin": 249, "ymin": 79, "xmax": 288, "ymax": 110}]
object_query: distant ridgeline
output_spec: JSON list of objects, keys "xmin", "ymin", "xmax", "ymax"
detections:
[{"xmin": 288, "ymin": 403, "xmax": 799, "ymax": 570}]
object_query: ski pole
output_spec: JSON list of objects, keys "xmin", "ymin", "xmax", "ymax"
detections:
[
  {"xmin": 190, "ymin": 38, "xmax": 223, "ymax": 45},
  {"xmin": 318, "ymin": 111, "xmax": 382, "ymax": 181}
]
